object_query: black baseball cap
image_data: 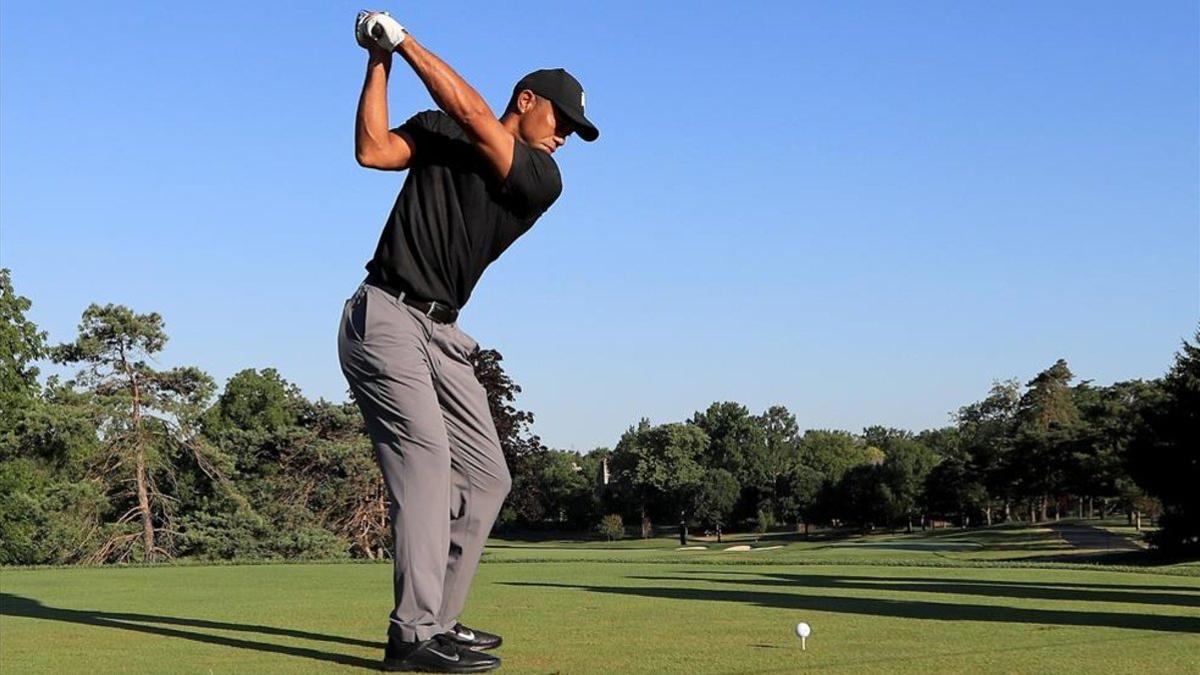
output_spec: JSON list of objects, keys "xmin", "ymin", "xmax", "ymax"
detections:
[{"xmin": 513, "ymin": 68, "xmax": 599, "ymax": 142}]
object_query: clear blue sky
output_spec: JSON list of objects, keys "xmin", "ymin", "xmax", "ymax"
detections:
[{"xmin": 2, "ymin": 2, "xmax": 1197, "ymax": 452}]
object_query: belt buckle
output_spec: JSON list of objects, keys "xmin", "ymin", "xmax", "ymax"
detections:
[{"xmin": 425, "ymin": 302, "xmax": 441, "ymax": 320}]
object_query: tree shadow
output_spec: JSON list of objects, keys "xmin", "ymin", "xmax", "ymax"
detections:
[
  {"xmin": 1047, "ymin": 523, "xmax": 1142, "ymax": 551},
  {"xmin": 0, "ymin": 593, "xmax": 380, "ymax": 670},
  {"xmin": 674, "ymin": 569, "xmax": 1200, "ymax": 595},
  {"xmin": 499, "ymin": 579, "xmax": 1200, "ymax": 635},
  {"xmin": 633, "ymin": 572, "xmax": 1200, "ymax": 609}
]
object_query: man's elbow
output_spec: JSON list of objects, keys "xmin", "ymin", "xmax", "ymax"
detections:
[
  {"xmin": 356, "ymin": 131, "xmax": 414, "ymax": 170},
  {"xmin": 356, "ymin": 146, "xmax": 386, "ymax": 169}
]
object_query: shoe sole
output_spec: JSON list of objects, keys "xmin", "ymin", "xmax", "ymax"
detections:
[{"xmin": 380, "ymin": 658, "xmax": 499, "ymax": 673}]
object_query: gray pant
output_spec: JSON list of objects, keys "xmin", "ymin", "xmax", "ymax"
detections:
[{"xmin": 337, "ymin": 281, "xmax": 511, "ymax": 642}]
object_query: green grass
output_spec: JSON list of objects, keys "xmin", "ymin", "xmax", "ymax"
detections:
[{"xmin": 3, "ymin": 527, "xmax": 1199, "ymax": 673}]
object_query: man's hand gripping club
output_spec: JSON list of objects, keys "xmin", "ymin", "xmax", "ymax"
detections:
[{"xmin": 355, "ymin": 10, "xmax": 407, "ymax": 52}]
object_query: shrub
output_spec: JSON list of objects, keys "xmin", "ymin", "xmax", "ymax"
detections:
[{"xmin": 597, "ymin": 514, "xmax": 624, "ymax": 541}]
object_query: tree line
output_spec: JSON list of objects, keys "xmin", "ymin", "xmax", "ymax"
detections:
[{"xmin": 1, "ymin": 268, "xmax": 1196, "ymax": 564}]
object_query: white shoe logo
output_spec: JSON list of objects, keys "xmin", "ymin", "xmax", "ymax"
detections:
[
  {"xmin": 429, "ymin": 647, "xmax": 460, "ymax": 662},
  {"xmin": 457, "ymin": 628, "xmax": 476, "ymax": 641}
]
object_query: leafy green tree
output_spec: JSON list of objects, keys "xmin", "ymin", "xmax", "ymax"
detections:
[
  {"xmin": 833, "ymin": 464, "xmax": 894, "ymax": 530},
  {"xmin": 1011, "ymin": 360, "xmax": 1081, "ymax": 522},
  {"xmin": 1127, "ymin": 330, "xmax": 1200, "ymax": 552},
  {"xmin": 0, "ymin": 268, "xmax": 51, "ymax": 481},
  {"xmin": 690, "ymin": 402, "xmax": 770, "ymax": 523},
  {"xmin": 205, "ymin": 368, "xmax": 298, "ymax": 435},
  {"xmin": 691, "ymin": 468, "xmax": 739, "ymax": 531},
  {"xmin": 754, "ymin": 405, "xmax": 800, "ymax": 513},
  {"xmin": 916, "ymin": 426, "xmax": 960, "ymax": 459},
  {"xmin": 775, "ymin": 462, "xmax": 822, "ymax": 534},
  {"xmin": 1069, "ymin": 379, "xmax": 1156, "ymax": 518},
  {"xmin": 472, "ymin": 348, "xmax": 547, "ymax": 525},
  {"xmin": 533, "ymin": 449, "xmax": 599, "ymax": 528},
  {"xmin": 50, "ymin": 304, "xmax": 225, "ymax": 562},
  {"xmin": 0, "ymin": 368, "xmax": 113, "ymax": 564},
  {"xmin": 195, "ymin": 373, "xmax": 374, "ymax": 561},
  {"xmin": 924, "ymin": 457, "xmax": 987, "ymax": 527},
  {"xmin": 878, "ymin": 437, "xmax": 939, "ymax": 531},
  {"xmin": 795, "ymin": 429, "xmax": 872, "ymax": 484},
  {"xmin": 792, "ymin": 429, "xmax": 875, "ymax": 528},
  {"xmin": 610, "ymin": 420, "xmax": 707, "ymax": 531},
  {"xmin": 955, "ymin": 380, "xmax": 1019, "ymax": 523},
  {"xmin": 0, "ymin": 268, "xmax": 48, "ymax": 448}
]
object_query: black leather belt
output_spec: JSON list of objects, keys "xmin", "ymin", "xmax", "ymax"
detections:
[{"xmin": 365, "ymin": 280, "xmax": 459, "ymax": 324}]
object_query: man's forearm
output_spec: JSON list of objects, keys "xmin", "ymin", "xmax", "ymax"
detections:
[
  {"xmin": 355, "ymin": 53, "xmax": 393, "ymax": 163},
  {"xmin": 396, "ymin": 36, "xmax": 496, "ymax": 136}
]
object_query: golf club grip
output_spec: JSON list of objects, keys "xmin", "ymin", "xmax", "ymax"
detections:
[{"xmin": 371, "ymin": 22, "xmax": 385, "ymax": 39}]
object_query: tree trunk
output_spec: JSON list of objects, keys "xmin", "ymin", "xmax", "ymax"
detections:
[
  {"xmin": 1003, "ymin": 501, "xmax": 1011, "ymax": 523},
  {"xmin": 124, "ymin": 350, "xmax": 155, "ymax": 563},
  {"xmin": 1135, "ymin": 510, "xmax": 1142, "ymax": 531},
  {"xmin": 135, "ymin": 444, "xmax": 155, "ymax": 562},
  {"xmin": 1039, "ymin": 495, "xmax": 1048, "ymax": 522},
  {"xmin": 985, "ymin": 505, "xmax": 993, "ymax": 526}
]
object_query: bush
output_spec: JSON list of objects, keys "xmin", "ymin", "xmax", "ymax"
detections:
[{"xmin": 597, "ymin": 514, "xmax": 624, "ymax": 541}]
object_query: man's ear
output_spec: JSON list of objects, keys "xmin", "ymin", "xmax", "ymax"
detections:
[{"xmin": 516, "ymin": 89, "xmax": 538, "ymax": 114}]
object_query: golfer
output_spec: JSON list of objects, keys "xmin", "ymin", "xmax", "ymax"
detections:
[{"xmin": 337, "ymin": 10, "xmax": 598, "ymax": 673}]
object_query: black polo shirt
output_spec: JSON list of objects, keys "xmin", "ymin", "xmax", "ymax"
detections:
[{"xmin": 364, "ymin": 110, "xmax": 563, "ymax": 311}]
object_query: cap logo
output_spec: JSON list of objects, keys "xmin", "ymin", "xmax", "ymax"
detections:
[{"xmin": 580, "ymin": 91, "xmax": 586, "ymax": 111}]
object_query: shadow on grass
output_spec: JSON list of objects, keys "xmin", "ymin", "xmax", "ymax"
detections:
[
  {"xmin": 1046, "ymin": 523, "xmax": 1142, "ymax": 551},
  {"xmin": 1015, "ymin": 549, "xmax": 1197, "ymax": 567},
  {"xmin": 0, "ymin": 593, "xmax": 380, "ymax": 670},
  {"xmin": 500, "ymin": 576, "xmax": 1200, "ymax": 635},
  {"xmin": 676, "ymin": 569, "xmax": 1200, "ymax": 595},
  {"xmin": 817, "ymin": 543, "xmax": 988, "ymax": 552},
  {"xmin": 645, "ymin": 572, "xmax": 1200, "ymax": 609}
]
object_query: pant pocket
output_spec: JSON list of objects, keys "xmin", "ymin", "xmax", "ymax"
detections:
[{"xmin": 453, "ymin": 325, "xmax": 479, "ymax": 358}]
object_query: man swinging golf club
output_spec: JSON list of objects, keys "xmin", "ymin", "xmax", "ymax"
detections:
[{"xmin": 338, "ymin": 9, "xmax": 598, "ymax": 673}]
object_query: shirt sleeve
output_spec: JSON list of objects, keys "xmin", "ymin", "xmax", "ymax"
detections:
[
  {"xmin": 397, "ymin": 110, "xmax": 453, "ymax": 167},
  {"xmin": 498, "ymin": 141, "xmax": 563, "ymax": 219}
]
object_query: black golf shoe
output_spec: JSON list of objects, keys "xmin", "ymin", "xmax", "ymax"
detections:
[
  {"xmin": 381, "ymin": 633, "xmax": 500, "ymax": 672},
  {"xmin": 445, "ymin": 622, "xmax": 503, "ymax": 650}
]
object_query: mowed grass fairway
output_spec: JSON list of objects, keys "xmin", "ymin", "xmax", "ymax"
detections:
[{"xmin": 3, "ymin": 523, "xmax": 1199, "ymax": 674}]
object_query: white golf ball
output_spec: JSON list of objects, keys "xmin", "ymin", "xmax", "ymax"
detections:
[{"xmin": 795, "ymin": 622, "xmax": 811, "ymax": 638}]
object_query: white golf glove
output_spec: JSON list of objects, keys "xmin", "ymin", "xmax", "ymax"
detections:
[{"xmin": 355, "ymin": 10, "xmax": 407, "ymax": 52}]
